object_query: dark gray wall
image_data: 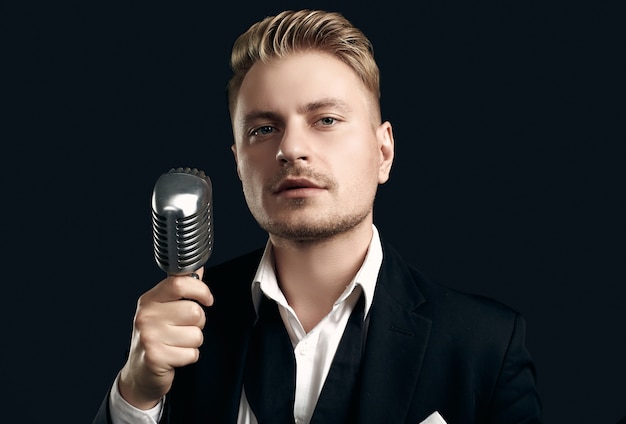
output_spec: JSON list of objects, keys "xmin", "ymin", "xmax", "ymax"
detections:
[{"xmin": 2, "ymin": 1, "xmax": 623, "ymax": 422}]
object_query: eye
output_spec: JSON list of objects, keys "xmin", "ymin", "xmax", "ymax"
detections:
[
  {"xmin": 315, "ymin": 116, "xmax": 337, "ymax": 126},
  {"xmin": 251, "ymin": 125, "xmax": 275, "ymax": 136}
]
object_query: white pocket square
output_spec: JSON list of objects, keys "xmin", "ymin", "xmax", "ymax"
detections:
[{"xmin": 419, "ymin": 411, "xmax": 447, "ymax": 424}]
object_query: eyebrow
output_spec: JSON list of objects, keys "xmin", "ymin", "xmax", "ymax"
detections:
[
  {"xmin": 239, "ymin": 98, "xmax": 352, "ymax": 130},
  {"xmin": 298, "ymin": 97, "xmax": 352, "ymax": 114},
  {"xmin": 240, "ymin": 110, "xmax": 282, "ymax": 128}
]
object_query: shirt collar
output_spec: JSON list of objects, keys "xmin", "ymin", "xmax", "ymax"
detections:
[{"xmin": 250, "ymin": 224, "xmax": 383, "ymax": 319}]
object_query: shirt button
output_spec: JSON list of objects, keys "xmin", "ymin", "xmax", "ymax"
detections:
[{"xmin": 298, "ymin": 340, "xmax": 309, "ymax": 355}]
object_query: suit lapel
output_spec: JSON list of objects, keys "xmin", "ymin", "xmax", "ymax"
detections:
[
  {"xmin": 357, "ymin": 242, "xmax": 432, "ymax": 424},
  {"xmin": 208, "ymin": 243, "xmax": 432, "ymax": 423}
]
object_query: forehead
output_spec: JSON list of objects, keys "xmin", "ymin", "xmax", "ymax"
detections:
[{"xmin": 233, "ymin": 51, "xmax": 372, "ymax": 118}]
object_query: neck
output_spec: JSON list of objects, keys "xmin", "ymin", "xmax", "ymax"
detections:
[{"xmin": 269, "ymin": 220, "xmax": 373, "ymax": 331}]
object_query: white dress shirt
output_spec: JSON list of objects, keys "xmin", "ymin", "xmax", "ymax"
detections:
[{"xmin": 110, "ymin": 225, "xmax": 383, "ymax": 424}]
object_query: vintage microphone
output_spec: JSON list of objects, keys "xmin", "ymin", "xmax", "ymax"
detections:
[{"xmin": 151, "ymin": 167, "xmax": 213, "ymax": 277}]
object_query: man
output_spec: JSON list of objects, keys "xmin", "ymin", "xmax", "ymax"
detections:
[{"xmin": 93, "ymin": 9, "xmax": 541, "ymax": 424}]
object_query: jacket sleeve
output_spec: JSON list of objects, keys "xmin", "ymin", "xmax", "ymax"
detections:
[{"xmin": 488, "ymin": 313, "xmax": 542, "ymax": 423}]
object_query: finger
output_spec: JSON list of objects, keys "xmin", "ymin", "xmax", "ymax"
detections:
[
  {"xmin": 144, "ymin": 342, "xmax": 201, "ymax": 369},
  {"xmin": 162, "ymin": 324, "xmax": 204, "ymax": 349},
  {"xmin": 137, "ymin": 297, "xmax": 207, "ymax": 327},
  {"xmin": 163, "ymin": 298, "xmax": 207, "ymax": 328},
  {"xmin": 162, "ymin": 274, "xmax": 213, "ymax": 306}
]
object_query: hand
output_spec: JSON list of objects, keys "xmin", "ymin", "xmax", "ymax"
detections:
[{"xmin": 117, "ymin": 267, "xmax": 213, "ymax": 409}]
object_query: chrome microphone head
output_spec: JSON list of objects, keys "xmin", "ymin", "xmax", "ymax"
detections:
[{"xmin": 151, "ymin": 167, "xmax": 213, "ymax": 275}]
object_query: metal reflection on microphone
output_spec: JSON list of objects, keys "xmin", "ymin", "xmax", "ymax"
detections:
[{"xmin": 151, "ymin": 167, "xmax": 213, "ymax": 276}]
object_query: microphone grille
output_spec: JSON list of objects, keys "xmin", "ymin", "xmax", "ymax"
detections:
[{"xmin": 151, "ymin": 167, "xmax": 213, "ymax": 275}]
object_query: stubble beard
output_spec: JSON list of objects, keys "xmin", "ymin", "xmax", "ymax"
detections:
[
  {"xmin": 245, "ymin": 165, "xmax": 374, "ymax": 243},
  {"xmin": 259, "ymin": 199, "xmax": 373, "ymax": 243}
]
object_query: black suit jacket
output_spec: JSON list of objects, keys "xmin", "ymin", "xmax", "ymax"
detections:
[{"xmin": 94, "ymin": 240, "xmax": 541, "ymax": 423}]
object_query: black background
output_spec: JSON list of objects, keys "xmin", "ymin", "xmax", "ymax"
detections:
[{"xmin": 1, "ymin": 1, "xmax": 624, "ymax": 423}]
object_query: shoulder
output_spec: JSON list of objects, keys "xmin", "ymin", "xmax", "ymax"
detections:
[
  {"xmin": 380, "ymin": 240, "xmax": 522, "ymax": 338},
  {"xmin": 419, "ymin": 270, "xmax": 519, "ymax": 324}
]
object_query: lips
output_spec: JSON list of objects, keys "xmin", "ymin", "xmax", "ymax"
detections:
[{"xmin": 273, "ymin": 177, "xmax": 324, "ymax": 194}]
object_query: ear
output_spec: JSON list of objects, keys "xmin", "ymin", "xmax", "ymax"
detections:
[
  {"xmin": 231, "ymin": 144, "xmax": 242, "ymax": 180},
  {"xmin": 376, "ymin": 121, "xmax": 395, "ymax": 184}
]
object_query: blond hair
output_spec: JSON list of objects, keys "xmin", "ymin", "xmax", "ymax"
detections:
[{"xmin": 227, "ymin": 9, "xmax": 380, "ymax": 117}]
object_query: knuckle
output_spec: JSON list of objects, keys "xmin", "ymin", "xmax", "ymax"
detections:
[
  {"xmin": 189, "ymin": 302, "xmax": 205, "ymax": 322},
  {"xmin": 169, "ymin": 277, "xmax": 186, "ymax": 295},
  {"xmin": 194, "ymin": 328, "xmax": 205, "ymax": 347}
]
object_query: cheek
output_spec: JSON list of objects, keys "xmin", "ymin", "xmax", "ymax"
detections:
[
  {"xmin": 237, "ymin": 153, "xmax": 270, "ymax": 189},
  {"xmin": 341, "ymin": 144, "xmax": 381, "ymax": 180},
  {"xmin": 235, "ymin": 149, "xmax": 256, "ymax": 176},
  {"xmin": 333, "ymin": 157, "xmax": 379, "ymax": 201}
]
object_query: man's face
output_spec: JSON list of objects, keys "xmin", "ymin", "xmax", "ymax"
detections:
[{"xmin": 231, "ymin": 51, "xmax": 394, "ymax": 242}]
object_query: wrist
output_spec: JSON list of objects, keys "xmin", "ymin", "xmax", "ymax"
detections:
[{"xmin": 118, "ymin": 370, "xmax": 162, "ymax": 410}]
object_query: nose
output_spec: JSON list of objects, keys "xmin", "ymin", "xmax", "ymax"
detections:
[{"xmin": 276, "ymin": 128, "xmax": 310, "ymax": 164}]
